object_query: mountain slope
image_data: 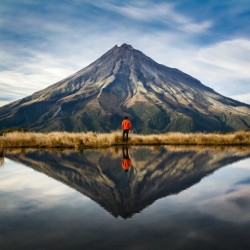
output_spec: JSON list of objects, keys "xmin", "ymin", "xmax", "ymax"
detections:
[{"xmin": 0, "ymin": 43, "xmax": 250, "ymax": 133}]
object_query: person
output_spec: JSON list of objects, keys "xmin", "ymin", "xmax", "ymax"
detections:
[
  {"xmin": 121, "ymin": 146, "xmax": 131, "ymax": 172},
  {"xmin": 121, "ymin": 116, "xmax": 132, "ymax": 143}
]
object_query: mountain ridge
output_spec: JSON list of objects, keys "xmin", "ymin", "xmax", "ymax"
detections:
[{"xmin": 0, "ymin": 43, "xmax": 249, "ymax": 133}]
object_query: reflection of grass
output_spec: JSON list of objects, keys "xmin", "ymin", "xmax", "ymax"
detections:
[{"xmin": 0, "ymin": 131, "xmax": 250, "ymax": 149}]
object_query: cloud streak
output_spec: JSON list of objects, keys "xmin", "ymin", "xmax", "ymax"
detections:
[{"xmin": 94, "ymin": 1, "xmax": 213, "ymax": 34}]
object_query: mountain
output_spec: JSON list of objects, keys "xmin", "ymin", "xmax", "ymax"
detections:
[
  {"xmin": 0, "ymin": 43, "xmax": 250, "ymax": 133},
  {"xmin": 5, "ymin": 147, "xmax": 250, "ymax": 218}
]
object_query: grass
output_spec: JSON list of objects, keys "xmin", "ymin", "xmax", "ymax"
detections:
[{"xmin": 0, "ymin": 130, "xmax": 250, "ymax": 149}]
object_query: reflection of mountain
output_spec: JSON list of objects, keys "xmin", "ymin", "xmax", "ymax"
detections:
[{"xmin": 5, "ymin": 147, "xmax": 250, "ymax": 218}]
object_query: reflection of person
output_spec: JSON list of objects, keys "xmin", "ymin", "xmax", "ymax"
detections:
[
  {"xmin": 0, "ymin": 151, "xmax": 4, "ymax": 168},
  {"xmin": 122, "ymin": 146, "xmax": 131, "ymax": 172},
  {"xmin": 121, "ymin": 116, "xmax": 132, "ymax": 143}
]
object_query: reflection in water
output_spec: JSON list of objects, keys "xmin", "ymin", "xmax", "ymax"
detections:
[
  {"xmin": 0, "ymin": 150, "xmax": 4, "ymax": 168},
  {"xmin": 5, "ymin": 146, "xmax": 250, "ymax": 219},
  {"xmin": 121, "ymin": 146, "xmax": 131, "ymax": 172},
  {"xmin": 1, "ymin": 146, "xmax": 250, "ymax": 250}
]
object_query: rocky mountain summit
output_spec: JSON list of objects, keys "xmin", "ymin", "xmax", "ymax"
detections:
[{"xmin": 0, "ymin": 43, "xmax": 249, "ymax": 132}]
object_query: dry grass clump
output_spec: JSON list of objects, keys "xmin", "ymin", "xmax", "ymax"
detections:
[
  {"xmin": 130, "ymin": 131, "xmax": 250, "ymax": 146},
  {"xmin": 0, "ymin": 131, "xmax": 122, "ymax": 149},
  {"xmin": 0, "ymin": 130, "xmax": 250, "ymax": 149}
]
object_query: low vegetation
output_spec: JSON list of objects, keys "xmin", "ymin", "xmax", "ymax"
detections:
[
  {"xmin": 0, "ymin": 127, "xmax": 29, "ymax": 136},
  {"xmin": 0, "ymin": 130, "xmax": 250, "ymax": 149}
]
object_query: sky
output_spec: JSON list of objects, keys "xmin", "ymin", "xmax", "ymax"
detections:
[{"xmin": 1, "ymin": 0, "xmax": 250, "ymax": 107}]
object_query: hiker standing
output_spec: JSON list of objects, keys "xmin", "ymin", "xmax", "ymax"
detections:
[{"xmin": 121, "ymin": 116, "xmax": 132, "ymax": 143}]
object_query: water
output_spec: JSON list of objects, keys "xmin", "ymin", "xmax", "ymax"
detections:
[{"xmin": 1, "ymin": 146, "xmax": 250, "ymax": 250}]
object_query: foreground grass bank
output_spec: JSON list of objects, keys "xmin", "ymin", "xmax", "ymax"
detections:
[{"xmin": 0, "ymin": 130, "xmax": 250, "ymax": 149}]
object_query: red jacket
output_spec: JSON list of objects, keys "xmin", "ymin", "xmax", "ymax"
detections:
[
  {"xmin": 122, "ymin": 158, "xmax": 131, "ymax": 171},
  {"xmin": 121, "ymin": 119, "xmax": 132, "ymax": 130}
]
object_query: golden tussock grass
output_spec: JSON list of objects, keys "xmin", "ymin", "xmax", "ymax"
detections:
[
  {"xmin": 130, "ymin": 131, "xmax": 250, "ymax": 146},
  {"xmin": 0, "ymin": 130, "xmax": 250, "ymax": 149}
]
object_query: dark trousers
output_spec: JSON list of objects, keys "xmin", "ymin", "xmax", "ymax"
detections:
[
  {"xmin": 122, "ymin": 146, "xmax": 129, "ymax": 158},
  {"xmin": 122, "ymin": 130, "xmax": 129, "ymax": 142}
]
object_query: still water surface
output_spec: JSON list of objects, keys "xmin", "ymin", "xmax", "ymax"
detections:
[{"xmin": 0, "ymin": 146, "xmax": 250, "ymax": 250}]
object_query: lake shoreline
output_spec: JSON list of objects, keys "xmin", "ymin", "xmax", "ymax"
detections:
[{"xmin": 0, "ymin": 130, "xmax": 250, "ymax": 149}]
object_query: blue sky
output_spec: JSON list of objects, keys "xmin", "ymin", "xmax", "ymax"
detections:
[{"xmin": 1, "ymin": 0, "xmax": 250, "ymax": 106}]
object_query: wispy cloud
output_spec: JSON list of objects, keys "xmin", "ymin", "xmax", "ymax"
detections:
[
  {"xmin": 196, "ymin": 39, "xmax": 250, "ymax": 79},
  {"xmin": 95, "ymin": 1, "xmax": 213, "ymax": 34},
  {"xmin": 0, "ymin": 52, "xmax": 79, "ymax": 106},
  {"xmin": 188, "ymin": 39, "xmax": 250, "ymax": 97},
  {"xmin": 0, "ymin": 159, "xmax": 90, "ymax": 212}
]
